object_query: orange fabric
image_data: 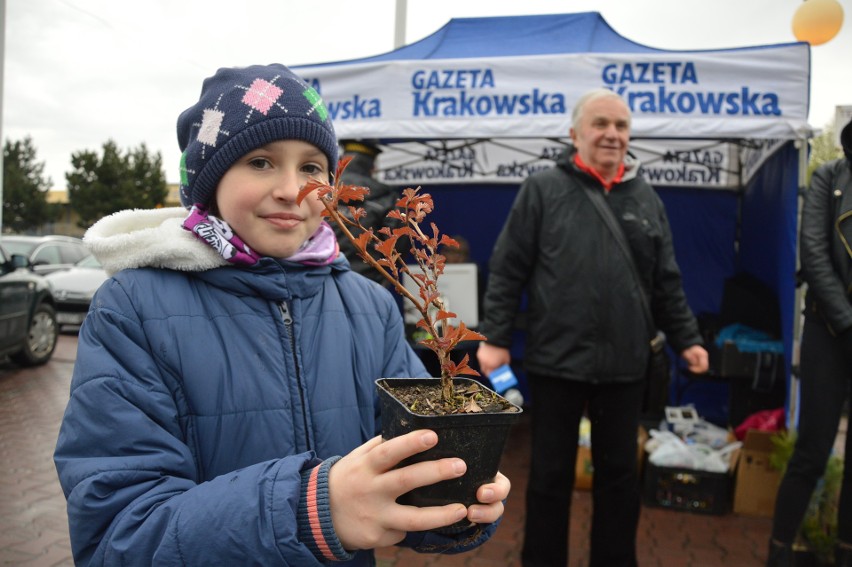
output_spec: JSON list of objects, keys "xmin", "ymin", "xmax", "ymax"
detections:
[
  {"xmin": 306, "ymin": 465, "xmax": 335, "ymax": 560},
  {"xmin": 573, "ymin": 153, "xmax": 625, "ymax": 193}
]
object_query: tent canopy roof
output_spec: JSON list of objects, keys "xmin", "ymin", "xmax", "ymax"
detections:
[
  {"xmin": 296, "ymin": 12, "xmax": 811, "ymax": 141},
  {"xmin": 314, "ymin": 12, "xmax": 665, "ymax": 65}
]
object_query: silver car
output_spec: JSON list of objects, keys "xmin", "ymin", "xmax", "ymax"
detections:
[
  {"xmin": 1, "ymin": 234, "xmax": 89, "ymax": 276},
  {"xmin": 44, "ymin": 255, "xmax": 109, "ymax": 329}
]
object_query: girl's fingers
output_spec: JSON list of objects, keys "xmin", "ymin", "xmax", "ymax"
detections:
[
  {"xmin": 384, "ymin": 502, "xmax": 469, "ymax": 534},
  {"xmin": 477, "ymin": 471, "xmax": 510, "ymax": 503},
  {"xmin": 467, "ymin": 499, "xmax": 504, "ymax": 524},
  {"xmin": 381, "ymin": 456, "xmax": 467, "ymax": 496},
  {"xmin": 368, "ymin": 429, "xmax": 439, "ymax": 472}
]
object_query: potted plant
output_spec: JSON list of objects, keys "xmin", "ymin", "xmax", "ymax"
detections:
[
  {"xmin": 298, "ymin": 158, "xmax": 522, "ymax": 509},
  {"xmin": 770, "ymin": 429, "xmax": 843, "ymax": 566}
]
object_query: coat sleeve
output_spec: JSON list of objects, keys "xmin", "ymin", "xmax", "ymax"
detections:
[
  {"xmin": 801, "ymin": 161, "xmax": 852, "ymax": 334},
  {"xmin": 53, "ymin": 278, "xmax": 329, "ymax": 567},
  {"xmin": 479, "ymin": 177, "xmax": 543, "ymax": 347}
]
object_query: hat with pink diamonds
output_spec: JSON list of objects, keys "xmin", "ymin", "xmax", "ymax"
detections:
[{"xmin": 177, "ymin": 63, "xmax": 338, "ymax": 209}]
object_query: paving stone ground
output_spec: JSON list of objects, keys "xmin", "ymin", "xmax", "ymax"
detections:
[{"xmin": 0, "ymin": 333, "xmax": 799, "ymax": 566}]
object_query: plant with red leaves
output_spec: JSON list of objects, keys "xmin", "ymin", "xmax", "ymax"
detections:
[{"xmin": 298, "ymin": 157, "xmax": 486, "ymax": 405}]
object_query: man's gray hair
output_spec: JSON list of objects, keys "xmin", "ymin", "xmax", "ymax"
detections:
[{"xmin": 571, "ymin": 89, "xmax": 631, "ymax": 128}]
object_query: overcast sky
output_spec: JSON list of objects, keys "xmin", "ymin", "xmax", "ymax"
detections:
[{"xmin": 4, "ymin": 0, "xmax": 851, "ymax": 189}]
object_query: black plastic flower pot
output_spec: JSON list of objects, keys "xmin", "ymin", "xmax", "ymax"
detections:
[{"xmin": 376, "ymin": 377, "xmax": 522, "ymax": 509}]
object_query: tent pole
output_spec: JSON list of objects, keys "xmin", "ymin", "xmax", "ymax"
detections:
[
  {"xmin": 787, "ymin": 137, "xmax": 809, "ymax": 430},
  {"xmin": 394, "ymin": 0, "xmax": 407, "ymax": 49},
  {"xmin": 0, "ymin": 0, "xmax": 5, "ymax": 235}
]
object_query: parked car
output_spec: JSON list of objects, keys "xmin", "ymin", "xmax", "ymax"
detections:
[
  {"xmin": 44, "ymin": 254, "xmax": 109, "ymax": 329},
  {"xmin": 0, "ymin": 243, "xmax": 59, "ymax": 366},
  {"xmin": 1, "ymin": 234, "xmax": 89, "ymax": 276}
]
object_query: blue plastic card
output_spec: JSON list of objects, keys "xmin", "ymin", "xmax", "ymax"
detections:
[{"xmin": 489, "ymin": 364, "xmax": 518, "ymax": 393}]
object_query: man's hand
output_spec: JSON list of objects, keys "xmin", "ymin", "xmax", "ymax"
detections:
[
  {"xmin": 476, "ymin": 343, "xmax": 511, "ymax": 377},
  {"xmin": 681, "ymin": 345, "xmax": 709, "ymax": 374}
]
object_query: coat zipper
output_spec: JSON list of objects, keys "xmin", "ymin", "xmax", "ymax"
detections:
[{"xmin": 279, "ymin": 301, "xmax": 312, "ymax": 452}]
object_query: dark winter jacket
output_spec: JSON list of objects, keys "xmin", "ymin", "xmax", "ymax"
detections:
[
  {"xmin": 801, "ymin": 154, "xmax": 852, "ymax": 335},
  {"xmin": 53, "ymin": 208, "xmax": 497, "ymax": 566},
  {"xmin": 480, "ymin": 151, "xmax": 702, "ymax": 383}
]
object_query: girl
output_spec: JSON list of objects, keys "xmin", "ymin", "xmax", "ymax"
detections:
[{"xmin": 54, "ymin": 63, "xmax": 509, "ymax": 566}]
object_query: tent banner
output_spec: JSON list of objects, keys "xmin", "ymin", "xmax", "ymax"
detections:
[
  {"xmin": 298, "ymin": 45, "xmax": 810, "ymax": 141},
  {"xmin": 373, "ymin": 138, "xmax": 771, "ymax": 189}
]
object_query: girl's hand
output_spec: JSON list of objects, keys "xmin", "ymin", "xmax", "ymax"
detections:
[
  {"xmin": 328, "ymin": 430, "xmax": 506, "ymax": 550},
  {"xmin": 466, "ymin": 471, "xmax": 510, "ymax": 525}
]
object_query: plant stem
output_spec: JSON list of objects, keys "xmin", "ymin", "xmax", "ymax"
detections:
[{"xmin": 320, "ymin": 198, "xmax": 454, "ymax": 392}]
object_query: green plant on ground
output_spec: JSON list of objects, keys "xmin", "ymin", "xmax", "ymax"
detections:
[{"xmin": 770, "ymin": 429, "xmax": 844, "ymax": 564}]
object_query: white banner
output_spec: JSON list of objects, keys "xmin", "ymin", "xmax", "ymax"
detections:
[
  {"xmin": 372, "ymin": 138, "xmax": 780, "ymax": 189},
  {"xmin": 297, "ymin": 45, "xmax": 810, "ymax": 142}
]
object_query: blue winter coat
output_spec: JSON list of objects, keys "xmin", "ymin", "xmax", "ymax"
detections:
[{"xmin": 53, "ymin": 209, "xmax": 498, "ymax": 566}]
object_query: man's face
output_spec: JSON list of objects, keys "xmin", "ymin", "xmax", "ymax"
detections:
[{"xmin": 570, "ymin": 96, "xmax": 631, "ymax": 177}]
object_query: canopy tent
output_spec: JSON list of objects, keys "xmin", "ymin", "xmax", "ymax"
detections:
[{"xmin": 295, "ymin": 12, "xmax": 812, "ymax": 423}]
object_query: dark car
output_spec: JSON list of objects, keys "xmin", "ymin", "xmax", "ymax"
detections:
[
  {"xmin": 1, "ymin": 234, "xmax": 89, "ymax": 276},
  {"xmin": 0, "ymin": 243, "xmax": 59, "ymax": 366},
  {"xmin": 45, "ymin": 254, "xmax": 109, "ymax": 329}
]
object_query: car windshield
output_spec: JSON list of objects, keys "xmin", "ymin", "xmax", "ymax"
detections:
[
  {"xmin": 76, "ymin": 255, "xmax": 102, "ymax": 269},
  {"xmin": 1, "ymin": 239, "xmax": 36, "ymax": 256}
]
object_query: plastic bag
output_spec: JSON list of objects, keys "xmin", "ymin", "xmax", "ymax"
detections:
[
  {"xmin": 645, "ymin": 429, "xmax": 741, "ymax": 472},
  {"xmin": 734, "ymin": 407, "xmax": 785, "ymax": 440}
]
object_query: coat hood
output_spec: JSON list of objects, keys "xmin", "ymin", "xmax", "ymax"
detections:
[{"xmin": 84, "ymin": 208, "xmax": 229, "ymax": 276}]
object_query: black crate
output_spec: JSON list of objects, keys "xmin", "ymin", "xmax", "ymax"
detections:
[
  {"xmin": 643, "ymin": 462, "xmax": 732, "ymax": 515},
  {"xmin": 715, "ymin": 341, "xmax": 783, "ymax": 387}
]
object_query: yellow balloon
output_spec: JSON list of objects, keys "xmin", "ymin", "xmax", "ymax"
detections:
[{"xmin": 792, "ymin": 0, "xmax": 845, "ymax": 46}]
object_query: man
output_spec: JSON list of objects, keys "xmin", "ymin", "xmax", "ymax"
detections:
[
  {"xmin": 335, "ymin": 140, "xmax": 400, "ymax": 284},
  {"xmin": 477, "ymin": 88, "xmax": 708, "ymax": 567}
]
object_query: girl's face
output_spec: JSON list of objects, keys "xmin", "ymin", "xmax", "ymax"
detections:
[{"xmin": 215, "ymin": 140, "xmax": 329, "ymax": 259}]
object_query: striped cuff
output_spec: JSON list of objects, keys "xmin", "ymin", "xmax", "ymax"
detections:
[{"xmin": 298, "ymin": 456, "xmax": 354, "ymax": 562}]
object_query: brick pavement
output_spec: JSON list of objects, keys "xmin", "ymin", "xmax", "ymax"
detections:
[
  {"xmin": 1, "ymin": 334, "xmax": 777, "ymax": 566},
  {"xmin": 1, "ymin": 333, "xmax": 76, "ymax": 566}
]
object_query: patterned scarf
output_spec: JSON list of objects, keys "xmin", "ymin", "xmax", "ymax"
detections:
[{"xmin": 182, "ymin": 205, "xmax": 339, "ymax": 266}]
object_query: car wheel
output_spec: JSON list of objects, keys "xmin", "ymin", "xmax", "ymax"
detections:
[{"xmin": 10, "ymin": 303, "xmax": 59, "ymax": 366}]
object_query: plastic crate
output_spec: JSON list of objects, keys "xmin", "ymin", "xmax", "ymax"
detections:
[{"xmin": 643, "ymin": 462, "xmax": 733, "ymax": 515}]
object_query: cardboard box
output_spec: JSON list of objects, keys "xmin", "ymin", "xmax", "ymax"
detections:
[
  {"xmin": 574, "ymin": 426, "xmax": 648, "ymax": 491},
  {"xmin": 643, "ymin": 462, "xmax": 733, "ymax": 515},
  {"xmin": 733, "ymin": 429, "xmax": 781, "ymax": 517}
]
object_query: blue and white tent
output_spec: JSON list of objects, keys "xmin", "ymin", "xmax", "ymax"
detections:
[{"xmin": 296, "ymin": 12, "xmax": 812, "ymax": 422}]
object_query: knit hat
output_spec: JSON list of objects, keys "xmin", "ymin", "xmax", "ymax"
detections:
[{"xmin": 177, "ymin": 63, "xmax": 338, "ymax": 209}]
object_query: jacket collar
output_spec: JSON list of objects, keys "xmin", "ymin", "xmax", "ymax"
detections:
[
  {"xmin": 85, "ymin": 208, "xmax": 228, "ymax": 276},
  {"xmin": 559, "ymin": 147, "xmax": 642, "ymax": 184},
  {"xmin": 835, "ymin": 160, "xmax": 852, "ymax": 260},
  {"xmin": 84, "ymin": 207, "xmax": 350, "ymax": 300}
]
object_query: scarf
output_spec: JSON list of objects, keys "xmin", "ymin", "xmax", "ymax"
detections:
[{"xmin": 182, "ymin": 205, "xmax": 339, "ymax": 267}]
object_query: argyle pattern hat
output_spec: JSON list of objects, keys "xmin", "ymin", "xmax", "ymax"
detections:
[{"xmin": 177, "ymin": 63, "xmax": 338, "ymax": 208}]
